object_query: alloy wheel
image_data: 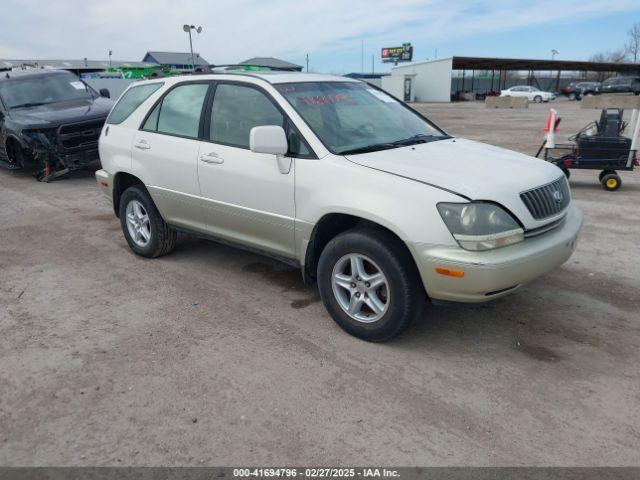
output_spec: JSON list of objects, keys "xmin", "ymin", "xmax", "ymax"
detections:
[
  {"xmin": 331, "ymin": 253, "xmax": 390, "ymax": 323},
  {"xmin": 125, "ymin": 200, "xmax": 151, "ymax": 247}
]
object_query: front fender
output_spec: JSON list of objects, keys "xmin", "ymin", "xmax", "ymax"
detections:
[{"xmin": 294, "ymin": 155, "xmax": 463, "ymax": 265}]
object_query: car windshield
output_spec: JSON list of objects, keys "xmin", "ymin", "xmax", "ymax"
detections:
[
  {"xmin": 275, "ymin": 81, "xmax": 448, "ymax": 155},
  {"xmin": 0, "ymin": 73, "xmax": 94, "ymax": 109}
]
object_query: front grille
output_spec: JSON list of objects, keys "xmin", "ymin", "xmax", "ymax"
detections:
[
  {"xmin": 58, "ymin": 119, "xmax": 105, "ymax": 151},
  {"xmin": 520, "ymin": 176, "xmax": 570, "ymax": 220},
  {"xmin": 524, "ymin": 215, "xmax": 565, "ymax": 238}
]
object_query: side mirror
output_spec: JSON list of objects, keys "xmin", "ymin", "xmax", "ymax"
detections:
[
  {"xmin": 250, "ymin": 125, "xmax": 288, "ymax": 155},
  {"xmin": 99, "ymin": 88, "xmax": 111, "ymax": 99}
]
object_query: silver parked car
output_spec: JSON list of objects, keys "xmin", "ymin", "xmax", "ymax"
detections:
[{"xmin": 96, "ymin": 72, "xmax": 582, "ymax": 341}]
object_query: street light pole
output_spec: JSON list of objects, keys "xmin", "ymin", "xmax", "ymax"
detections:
[
  {"xmin": 183, "ymin": 25, "xmax": 203, "ymax": 71},
  {"xmin": 188, "ymin": 29, "xmax": 194, "ymax": 70}
]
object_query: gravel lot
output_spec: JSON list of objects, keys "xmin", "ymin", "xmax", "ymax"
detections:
[{"xmin": 1, "ymin": 99, "xmax": 639, "ymax": 466}]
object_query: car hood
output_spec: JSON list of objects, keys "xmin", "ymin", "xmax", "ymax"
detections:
[
  {"xmin": 344, "ymin": 137, "xmax": 567, "ymax": 229},
  {"xmin": 8, "ymin": 97, "xmax": 113, "ymax": 127}
]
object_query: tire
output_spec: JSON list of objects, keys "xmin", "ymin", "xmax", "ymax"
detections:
[
  {"xmin": 5, "ymin": 139, "xmax": 26, "ymax": 168},
  {"xmin": 118, "ymin": 185, "xmax": 177, "ymax": 258},
  {"xmin": 598, "ymin": 169, "xmax": 616, "ymax": 182},
  {"xmin": 317, "ymin": 227, "xmax": 425, "ymax": 342},
  {"xmin": 533, "ymin": 95, "xmax": 543, "ymax": 103},
  {"xmin": 561, "ymin": 167, "xmax": 571, "ymax": 179},
  {"xmin": 601, "ymin": 173, "xmax": 622, "ymax": 192},
  {"xmin": 568, "ymin": 92, "xmax": 577, "ymax": 101}
]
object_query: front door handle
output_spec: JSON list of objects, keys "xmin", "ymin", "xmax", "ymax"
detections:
[
  {"xmin": 199, "ymin": 152, "xmax": 224, "ymax": 164},
  {"xmin": 134, "ymin": 140, "xmax": 150, "ymax": 150}
]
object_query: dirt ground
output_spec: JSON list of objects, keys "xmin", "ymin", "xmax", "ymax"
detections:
[{"xmin": 1, "ymin": 99, "xmax": 639, "ymax": 466}]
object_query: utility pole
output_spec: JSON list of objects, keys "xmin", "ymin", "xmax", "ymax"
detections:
[
  {"xmin": 306, "ymin": 53, "xmax": 309, "ymax": 72},
  {"xmin": 108, "ymin": 50, "xmax": 112, "ymax": 68},
  {"xmin": 183, "ymin": 25, "xmax": 203, "ymax": 71},
  {"xmin": 551, "ymin": 49, "xmax": 559, "ymax": 60},
  {"xmin": 188, "ymin": 30, "xmax": 194, "ymax": 70}
]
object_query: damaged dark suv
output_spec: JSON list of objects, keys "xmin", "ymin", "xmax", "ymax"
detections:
[{"xmin": 0, "ymin": 69, "xmax": 113, "ymax": 180}]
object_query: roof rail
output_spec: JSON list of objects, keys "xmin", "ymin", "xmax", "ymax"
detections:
[{"xmin": 209, "ymin": 64, "xmax": 301, "ymax": 72}]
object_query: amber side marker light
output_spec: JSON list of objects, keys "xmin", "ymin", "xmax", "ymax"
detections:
[{"xmin": 435, "ymin": 267, "xmax": 465, "ymax": 278}]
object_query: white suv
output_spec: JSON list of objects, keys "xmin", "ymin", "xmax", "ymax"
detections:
[{"xmin": 96, "ymin": 72, "xmax": 582, "ymax": 341}]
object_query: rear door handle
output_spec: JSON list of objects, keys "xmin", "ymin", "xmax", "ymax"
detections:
[
  {"xmin": 134, "ymin": 140, "xmax": 150, "ymax": 150},
  {"xmin": 199, "ymin": 152, "xmax": 224, "ymax": 164}
]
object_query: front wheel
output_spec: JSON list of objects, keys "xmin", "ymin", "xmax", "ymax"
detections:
[
  {"xmin": 533, "ymin": 95, "xmax": 543, "ymax": 103},
  {"xmin": 317, "ymin": 228, "xmax": 425, "ymax": 342},
  {"xmin": 119, "ymin": 186, "xmax": 177, "ymax": 258},
  {"xmin": 568, "ymin": 92, "xmax": 577, "ymax": 101}
]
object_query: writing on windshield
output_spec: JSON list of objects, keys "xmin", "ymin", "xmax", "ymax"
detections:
[{"xmin": 276, "ymin": 82, "xmax": 446, "ymax": 155}]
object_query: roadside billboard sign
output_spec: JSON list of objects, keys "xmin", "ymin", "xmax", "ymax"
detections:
[{"xmin": 381, "ymin": 43, "xmax": 413, "ymax": 63}]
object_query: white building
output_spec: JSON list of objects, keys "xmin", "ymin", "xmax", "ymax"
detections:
[
  {"xmin": 381, "ymin": 56, "xmax": 639, "ymax": 103},
  {"xmin": 382, "ymin": 57, "xmax": 454, "ymax": 103}
]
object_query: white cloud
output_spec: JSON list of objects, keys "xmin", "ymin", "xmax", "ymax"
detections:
[{"xmin": 0, "ymin": 0, "xmax": 638, "ymax": 67}]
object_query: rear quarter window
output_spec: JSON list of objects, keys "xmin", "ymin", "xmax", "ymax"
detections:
[{"xmin": 106, "ymin": 82, "xmax": 163, "ymax": 125}]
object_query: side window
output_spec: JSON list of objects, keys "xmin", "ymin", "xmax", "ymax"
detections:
[
  {"xmin": 156, "ymin": 83, "xmax": 209, "ymax": 138},
  {"xmin": 287, "ymin": 121, "xmax": 312, "ymax": 157},
  {"xmin": 107, "ymin": 83, "xmax": 163, "ymax": 125},
  {"xmin": 142, "ymin": 103, "xmax": 160, "ymax": 131},
  {"xmin": 210, "ymin": 84, "xmax": 283, "ymax": 149}
]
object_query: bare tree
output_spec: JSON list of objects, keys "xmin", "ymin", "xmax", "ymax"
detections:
[
  {"xmin": 627, "ymin": 22, "xmax": 640, "ymax": 63},
  {"xmin": 589, "ymin": 49, "xmax": 628, "ymax": 80}
]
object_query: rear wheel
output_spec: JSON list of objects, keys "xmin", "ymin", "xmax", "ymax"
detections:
[
  {"xmin": 119, "ymin": 186, "xmax": 177, "ymax": 257},
  {"xmin": 317, "ymin": 228, "xmax": 425, "ymax": 342},
  {"xmin": 568, "ymin": 92, "xmax": 577, "ymax": 101},
  {"xmin": 601, "ymin": 173, "xmax": 622, "ymax": 191}
]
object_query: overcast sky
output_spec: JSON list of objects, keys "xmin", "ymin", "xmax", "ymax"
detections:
[{"xmin": 1, "ymin": 0, "xmax": 639, "ymax": 73}]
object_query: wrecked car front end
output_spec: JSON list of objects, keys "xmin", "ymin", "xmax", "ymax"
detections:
[
  {"xmin": 0, "ymin": 69, "xmax": 113, "ymax": 181},
  {"xmin": 16, "ymin": 119, "xmax": 105, "ymax": 180}
]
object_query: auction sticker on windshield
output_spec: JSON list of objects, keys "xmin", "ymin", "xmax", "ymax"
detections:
[{"xmin": 367, "ymin": 89, "xmax": 397, "ymax": 103}]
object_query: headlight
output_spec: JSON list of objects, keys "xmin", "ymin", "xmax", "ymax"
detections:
[{"xmin": 437, "ymin": 202, "xmax": 524, "ymax": 251}]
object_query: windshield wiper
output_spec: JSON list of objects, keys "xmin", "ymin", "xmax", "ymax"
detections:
[
  {"xmin": 390, "ymin": 134, "xmax": 450, "ymax": 146},
  {"xmin": 10, "ymin": 102, "xmax": 49, "ymax": 109},
  {"xmin": 339, "ymin": 134, "xmax": 449, "ymax": 155},
  {"xmin": 339, "ymin": 143, "xmax": 399, "ymax": 155}
]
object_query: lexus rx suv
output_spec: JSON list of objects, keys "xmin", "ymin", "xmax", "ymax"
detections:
[{"xmin": 96, "ymin": 72, "xmax": 582, "ymax": 341}]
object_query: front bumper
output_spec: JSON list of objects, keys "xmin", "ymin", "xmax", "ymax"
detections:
[
  {"xmin": 59, "ymin": 148, "xmax": 101, "ymax": 169},
  {"xmin": 412, "ymin": 206, "xmax": 583, "ymax": 302}
]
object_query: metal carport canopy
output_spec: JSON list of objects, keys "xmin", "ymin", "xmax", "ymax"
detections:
[{"xmin": 451, "ymin": 56, "xmax": 640, "ymax": 73}]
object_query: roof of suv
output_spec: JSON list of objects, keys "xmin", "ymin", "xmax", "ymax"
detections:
[
  {"xmin": 239, "ymin": 71, "xmax": 357, "ymax": 84},
  {"xmin": 1, "ymin": 68, "xmax": 72, "ymax": 82},
  {"xmin": 140, "ymin": 71, "xmax": 360, "ymax": 87}
]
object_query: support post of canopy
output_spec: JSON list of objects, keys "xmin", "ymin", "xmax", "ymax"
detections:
[{"xmin": 628, "ymin": 108, "xmax": 640, "ymax": 167}]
